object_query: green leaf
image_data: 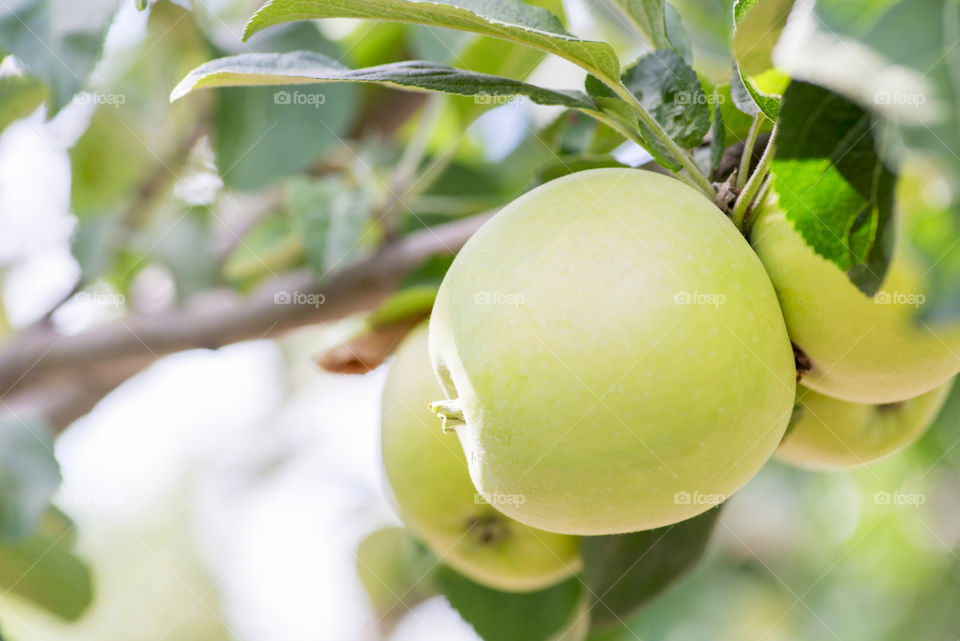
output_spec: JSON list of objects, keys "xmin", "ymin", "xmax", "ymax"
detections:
[
  {"xmin": 607, "ymin": 0, "xmax": 670, "ymax": 49},
  {"xmin": 0, "ymin": 511, "xmax": 93, "ymax": 620},
  {"xmin": 447, "ymin": 0, "xmax": 567, "ymax": 121},
  {"xmin": 407, "ymin": 24, "xmax": 474, "ymax": 63},
  {"xmin": 775, "ymin": 0, "xmax": 959, "ymax": 186},
  {"xmin": 70, "ymin": 2, "xmax": 208, "ymax": 221},
  {"xmin": 716, "ymin": 80, "xmax": 771, "ymax": 143},
  {"xmin": 70, "ymin": 108, "xmax": 151, "ymax": 219},
  {"xmin": 0, "ymin": 417, "xmax": 60, "ymax": 543},
  {"xmin": 621, "ymin": 49, "xmax": 710, "ymax": 149},
  {"xmin": 0, "ymin": 0, "xmax": 118, "ymax": 114},
  {"xmin": 770, "ymin": 81, "xmax": 896, "ymax": 295},
  {"xmin": 0, "ymin": 74, "xmax": 45, "ymax": 133},
  {"xmin": 705, "ymin": 89, "xmax": 725, "ymax": 173},
  {"xmin": 581, "ymin": 506, "xmax": 721, "ymax": 631},
  {"xmin": 241, "ymin": 0, "xmax": 623, "ymax": 88},
  {"xmin": 732, "ymin": 0, "xmax": 793, "ymax": 76},
  {"xmin": 436, "ymin": 566, "xmax": 582, "ymax": 641},
  {"xmin": 286, "ymin": 177, "xmax": 374, "ymax": 278},
  {"xmin": 664, "ymin": 3, "xmax": 691, "ymax": 63},
  {"xmin": 730, "ymin": 0, "xmax": 792, "ymax": 120},
  {"xmin": 211, "ymin": 23, "xmax": 358, "ymax": 191},
  {"xmin": 174, "ymin": 51, "xmax": 598, "ymax": 113},
  {"xmin": 584, "ymin": 74, "xmax": 681, "ymax": 171},
  {"xmin": 70, "ymin": 216, "xmax": 124, "ymax": 283}
]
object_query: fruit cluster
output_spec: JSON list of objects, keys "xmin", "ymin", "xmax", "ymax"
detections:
[{"xmin": 380, "ymin": 168, "xmax": 956, "ymax": 594}]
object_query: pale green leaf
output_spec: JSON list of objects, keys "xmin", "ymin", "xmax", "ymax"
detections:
[{"xmin": 241, "ymin": 0, "xmax": 623, "ymax": 87}]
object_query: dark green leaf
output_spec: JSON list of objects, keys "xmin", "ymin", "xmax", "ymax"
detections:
[
  {"xmin": 581, "ymin": 506, "xmax": 721, "ymax": 631},
  {"xmin": 0, "ymin": 0, "xmax": 117, "ymax": 114},
  {"xmin": 0, "ymin": 417, "xmax": 60, "ymax": 543},
  {"xmin": 770, "ymin": 81, "xmax": 896, "ymax": 295},
  {"xmin": 555, "ymin": 111, "xmax": 599, "ymax": 155},
  {"xmin": 242, "ymin": 0, "xmax": 623, "ymax": 88},
  {"xmin": 174, "ymin": 51, "xmax": 598, "ymax": 113},
  {"xmin": 211, "ymin": 23, "xmax": 357, "ymax": 191},
  {"xmin": 621, "ymin": 49, "xmax": 711, "ymax": 149},
  {"xmin": 436, "ymin": 566, "xmax": 582, "ymax": 641}
]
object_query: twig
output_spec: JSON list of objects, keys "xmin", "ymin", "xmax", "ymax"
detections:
[{"xmin": 0, "ymin": 212, "xmax": 493, "ymax": 433}]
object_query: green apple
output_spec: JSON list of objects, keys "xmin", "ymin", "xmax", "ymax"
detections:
[
  {"xmin": 429, "ymin": 168, "xmax": 796, "ymax": 535},
  {"xmin": 355, "ymin": 527, "xmax": 436, "ymax": 627},
  {"xmin": 381, "ymin": 324, "xmax": 581, "ymax": 592},
  {"xmin": 750, "ymin": 186, "xmax": 960, "ymax": 403},
  {"xmin": 776, "ymin": 379, "xmax": 952, "ymax": 469}
]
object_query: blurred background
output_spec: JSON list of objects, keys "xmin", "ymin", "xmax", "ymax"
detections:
[{"xmin": 2, "ymin": 1, "xmax": 960, "ymax": 639}]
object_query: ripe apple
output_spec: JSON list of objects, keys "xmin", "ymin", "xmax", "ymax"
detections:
[
  {"xmin": 750, "ymin": 187, "xmax": 960, "ymax": 403},
  {"xmin": 381, "ymin": 324, "xmax": 581, "ymax": 592},
  {"xmin": 776, "ymin": 379, "xmax": 952, "ymax": 469},
  {"xmin": 428, "ymin": 168, "xmax": 796, "ymax": 535}
]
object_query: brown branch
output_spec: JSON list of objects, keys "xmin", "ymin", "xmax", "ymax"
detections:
[
  {"xmin": 315, "ymin": 313, "xmax": 428, "ymax": 375},
  {"xmin": 0, "ymin": 213, "xmax": 491, "ymax": 433}
]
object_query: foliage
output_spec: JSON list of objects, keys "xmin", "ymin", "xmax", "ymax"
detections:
[{"xmin": 0, "ymin": 0, "xmax": 957, "ymax": 636}]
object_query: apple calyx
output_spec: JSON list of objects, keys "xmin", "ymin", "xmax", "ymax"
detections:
[
  {"xmin": 429, "ymin": 399, "xmax": 465, "ymax": 433},
  {"xmin": 469, "ymin": 514, "xmax": 509, "ymax": 545}
]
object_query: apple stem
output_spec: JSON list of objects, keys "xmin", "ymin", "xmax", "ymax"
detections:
[
  {"xmin": 732, "ymin": 122, "xmax": 778, "ymax": 231},
  {"xmin": 429, "ymin": 399, "xmax": 465, "ymax": 433},
  {"xmin": 737, "ymin": 114, "xmax": 766, "ymax": 190}
]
